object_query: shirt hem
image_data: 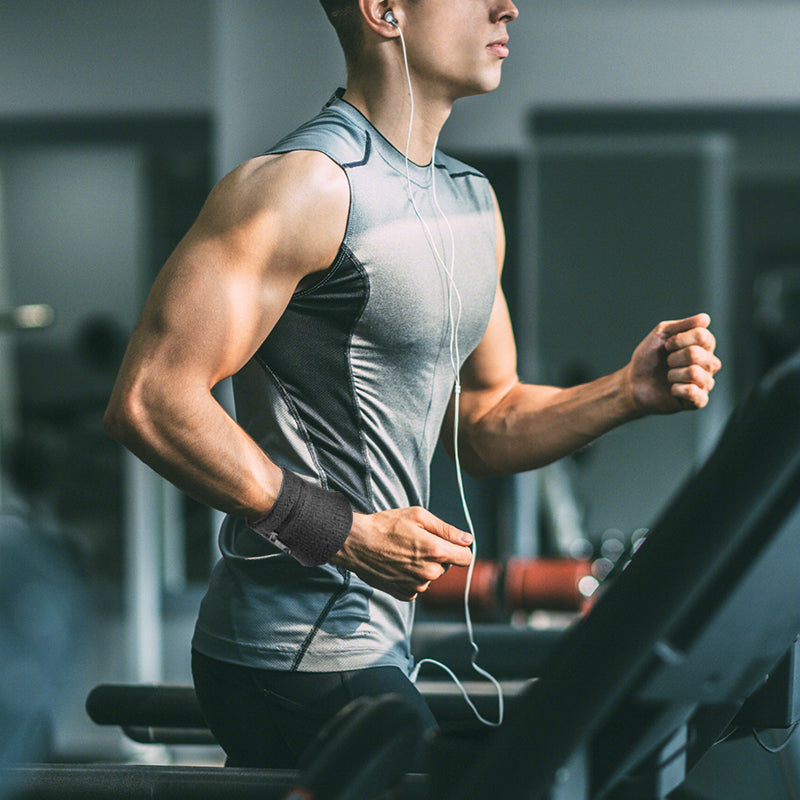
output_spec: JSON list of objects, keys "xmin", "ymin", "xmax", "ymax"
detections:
[{"xmin": 191, "ymin": 628, "xmax": 412, "ymax": 675}]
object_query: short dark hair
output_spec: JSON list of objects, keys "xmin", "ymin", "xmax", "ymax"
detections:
[{"xmin": 318, "ymin": 0, "xmax": 363, "ymax": 63}]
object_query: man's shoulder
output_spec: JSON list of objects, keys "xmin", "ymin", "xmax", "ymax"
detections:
[
  {"xmin": 266, "ymin": 104, "xmax": 369, "ymax": 170},
  {"xmin": 200, "ymin": 150, "xmax": 349, "ymax": 254},
  {"xmin": 242, "ymin": 150, "xmax": 347, "ymax": 184}
]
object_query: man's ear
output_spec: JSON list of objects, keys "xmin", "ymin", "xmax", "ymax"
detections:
[{"xmin": 358, "ymin": 0, "xmax": 401, "ymax": 37}]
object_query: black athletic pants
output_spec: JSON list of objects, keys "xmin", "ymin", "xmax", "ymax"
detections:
[{"xmin": 191, "ymin": 649, "xmax": 437, "ymax": 771}]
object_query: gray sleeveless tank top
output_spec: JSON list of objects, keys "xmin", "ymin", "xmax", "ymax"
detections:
[{"xmin": 192, "ymin": 90, "xmax": 498, "ymax": 673}]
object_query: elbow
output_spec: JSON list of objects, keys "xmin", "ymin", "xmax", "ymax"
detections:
[
  {"xmin": 461, "ymin": 451, "xmax": 510, "ymax": 480},
  {"xmin": 103, "ymin": 386, "xmax": 151, "ymax": 450},
  {"xmin": 448, "ymin": 423, "xmax": 507, "ymax": 479}
]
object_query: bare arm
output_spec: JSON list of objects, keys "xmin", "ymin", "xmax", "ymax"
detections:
[
  {"xmin": 105, "ymin": 151, "xmax": 472, "ymax": 600},
  {"xmin": 442, "ymin": 191, "xmax": 722, "ymax": 477},
  {"xmin": 105, "ymin": 151, "xmax": 347, "ymax": 516}
]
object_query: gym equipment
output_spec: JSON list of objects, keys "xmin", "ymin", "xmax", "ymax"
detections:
[
  {"xmin": 440, "ymin": 346, "xmax": 800, "ymax": 799},
  {"xmin": 84, "ymin": 644, "xmax": 545, "ymax": 746},
  {"xmin": 419, "ymin": 557, "xmax": 595, "ymax": 615},
  {"xmin": 286, "ymin": 694, "xmax": 426, "ymax": 800}
]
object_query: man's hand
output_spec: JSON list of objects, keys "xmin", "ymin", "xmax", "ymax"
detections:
[
  {"xmin": 331, "ymin": 507, "xmax": 474, "ymax": 601},
  {"xmin": 625, "ymin": 313, "xmax": 722, "ymax": 416}
]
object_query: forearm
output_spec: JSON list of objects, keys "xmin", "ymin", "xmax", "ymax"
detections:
[
  {"xmin": 460, "ymin": 368, "xmax": 639, "ymax": 475},
  {"xmin": 104, "ymin": 379, "xmax": 283, "ymax": 518}
]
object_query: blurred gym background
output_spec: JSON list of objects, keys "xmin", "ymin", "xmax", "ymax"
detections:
[{"xmin": 1, "ymin": 1, "xmax": 800, "ymax": 797}]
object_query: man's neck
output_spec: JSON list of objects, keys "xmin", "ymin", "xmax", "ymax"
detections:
[{"xmin": 342, "ymin": 74, "xmax": 452, "ymax": 166}]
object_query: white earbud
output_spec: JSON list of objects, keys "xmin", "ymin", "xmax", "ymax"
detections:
[{"xmin": 384, "ymin": 9, "xmax": 398, "ymax": 26}]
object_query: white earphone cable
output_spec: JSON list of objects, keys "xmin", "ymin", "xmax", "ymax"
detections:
[{"xmin": 395, "ymin": 22, "xmax": 504, "ymax": 728}]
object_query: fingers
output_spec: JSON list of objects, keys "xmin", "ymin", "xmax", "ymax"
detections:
[
  {"xmin": 340, "ymin": 506, "xmax": 474, "ymax": 601},
  {"xmin": 409, "ymin": 507, "xmax": 474, "ymax": 568},
  {"xmin": 657, "ymin": 314, "xmax": 722, "ymax": 410},
  {"xmin": 659, "ymin": 314, "xmax": 721, "ymax": 375},
  {"xmin": 665, "ymin": 326, "xmax": 718, "ymax": 361},
  {"xmin": 667, "ymin": 354, "xmax": 718, "ymax": 408},
  {"xmin": 667, "ymin": 346, "xmax": 722, "ymax": 379},
  {"xmin": 412, "ymin": 506, "xmax": 472, "ymax": 546},
  {"xmin": 659, "ymin": 313, "xmax": 711, "ymax": 338},
  {"xmin": 667, "ymin": 363, "xmax": 715, "ymax": 389},
  {"xmin": 412, "ymin": 510, "xmax": 473, "ymax": 588},
  {"xmin": 671, "ymin": 380, "xmax": 710, "ymax": 409}
]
